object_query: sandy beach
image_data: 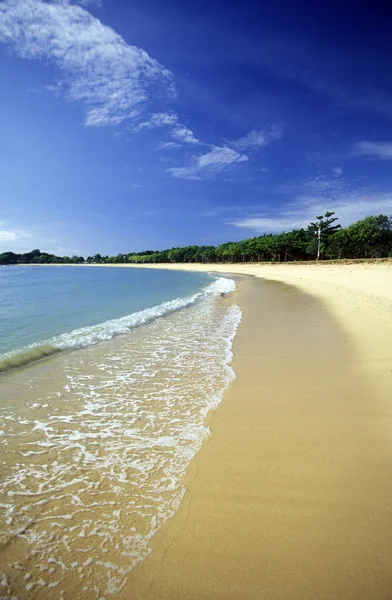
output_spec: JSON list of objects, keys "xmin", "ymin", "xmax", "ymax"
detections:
[{"xmin": 124, "ymin": 261, "xmax": 392, "ymax": 599}]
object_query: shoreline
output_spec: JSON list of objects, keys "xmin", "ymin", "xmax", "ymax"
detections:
[
  {"xmin": 124, "ymin": 263, "xmax": 392, "ymax": 599},
  {"xmin": 0, "ymin": 275, "xmax": 239, "ymax": 598},
  {"xmin": 2, "ymin": 262, "xmax": 392, "ymax": 597},
  {"xmin": 125, "ymin": 261, "xmax": 392, "ymax": 408}
]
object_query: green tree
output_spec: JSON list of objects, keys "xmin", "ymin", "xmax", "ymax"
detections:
[
  {"xmin": 0, "ymin": 252, "xmax": 18, "ymax": 264},
  {"xmin": 308, "ymin": 212, "xmax": 341, "ymax": 260},
  {"xmin": 329, "ymin": 215, "xmax": 392, "ymax": 259}
]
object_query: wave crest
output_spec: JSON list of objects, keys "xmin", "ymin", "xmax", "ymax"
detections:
[{"xmin": 0, "ymin": 277, "xmax": 236, "ymax": 371}]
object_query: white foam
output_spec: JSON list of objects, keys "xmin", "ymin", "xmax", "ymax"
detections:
[
  {"xmin": 51, "ymin": 277, "xmax": 236, "ymax": 351},
  {"xmin": 0, "ymin": 276, "xmax": 242, "ymax": 598},
  {"xmin": 0, "ymin": 277, "xmax": 237, "ymax": 360}
]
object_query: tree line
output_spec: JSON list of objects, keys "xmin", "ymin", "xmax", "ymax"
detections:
[
  {"xmin": 0, "ymin": 248, "xmax": 85, "ymax": 265},
  {"xmin": 1, "ymin": 213, "xmax": 392, "ymax": 266}
]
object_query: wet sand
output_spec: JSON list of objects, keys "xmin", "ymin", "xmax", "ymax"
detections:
[
  {"xmin": 126, "ymin": 271, "xmax": 392, "ymax": 600},
  {"xmin": 0, "ymin": 289, "xmax": 238, "ymax": 599}
]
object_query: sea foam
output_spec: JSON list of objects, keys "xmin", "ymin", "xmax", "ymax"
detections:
[
  {"xmin": 0, "ymin": 276, "xmax": 241, "ymax": 598},
  {"xmin": 0, "ymin": 277, "xmax": 236, "ymax": 369}
]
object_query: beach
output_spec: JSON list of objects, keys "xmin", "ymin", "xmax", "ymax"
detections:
[
  {"xmin": 125, "ymin": 261, "xmax": 392, "ymax": 599},
  {"xmin": 0, "ymin": 269, "xmax": 239, "ymax": 598},
  {"xmin": 1, "ymin": 261, "xmax": 392, "ymax": 599}
]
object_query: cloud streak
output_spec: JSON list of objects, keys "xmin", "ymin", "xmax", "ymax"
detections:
[
  {"xmin": 168, "ymin": 125, "xmax": 281, "ymax": 179},
  {"xmin": 72, "ymin": 0, "xmax": 102, "ymax": 7},
  {"xmin": 136, "ymin": 113, "xmax": 178, "ymax": 130},
  {"xmin": 231, "ymin": 186, "xmax": 392, "ymax": 233},
  {"xmin": 231, "ymin": 125, "xmax": 282, "ymax": 152},
  {"xmin": 0, "ymin": 0, "xmax": 175, "ymax": 126},
  {"xmin": 354, "ymin": 141, "xmax": 392, "ymax": 159},
  {"xmin": 136, "ymin": 113, "xmax": 200, "ymax": 145},
  {"xmin": 171, "ymin": 126, "xmax": 200, "ymax": 145},
  {"xmin": 0, "ymin": 1, "xmax": 281, "ymax": 179},
  {"xmin": 0, "ymin": 224, "xmax": 30, "ymax": 243},
  {"xmin": 167, "ymin": 146, "xmax": 248, "ymax": 179}
]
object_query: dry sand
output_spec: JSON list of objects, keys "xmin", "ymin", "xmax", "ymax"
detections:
[{"xmin": 124, "ymin": 262, "xmax": 392, "ymax": 600}]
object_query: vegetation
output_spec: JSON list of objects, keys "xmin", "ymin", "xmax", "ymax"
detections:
[
  {"xmin": 308, "ymin": 211, "xmax": 341, "ymax": 260},
  {"xmin": 0, "ymin": 249, "xmax": 85, "ymax": 265},
  {"xmin": 1, "ymin": 213, "xmax": 392, "ymax": 266}
]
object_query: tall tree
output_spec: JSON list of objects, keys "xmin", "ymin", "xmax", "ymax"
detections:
[{"xmin": 308, "ymin": 211, "xmax": 341, "ymax": 260}]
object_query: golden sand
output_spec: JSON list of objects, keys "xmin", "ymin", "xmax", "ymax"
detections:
[{"xmin": 125, "ymin": 263, "xmax": 392, "ymax": 600}]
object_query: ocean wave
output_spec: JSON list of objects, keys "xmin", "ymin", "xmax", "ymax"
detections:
[
  {"xmin": 0, "ymin": 275, "xmax": 242, "ymax": 595},
  {"xmin": 0, "ymin": 345, "xmax": 61, "ymax": 373},
  {"xmin": 0, "ymin": 276, "xmax": 236, "ymax": 372}
]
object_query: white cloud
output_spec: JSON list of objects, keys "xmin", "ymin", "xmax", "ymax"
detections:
[
  {"xmin": 278, "ymin": 174, "xmax": 349, "ymax": 199},
  {"xmin": 198, "ymin": 147, "xmax": 247, "ymax": 169},
  {"xmin": 231, "ymin": 125, "xmax": 282, "ymax": 152},
  {"xmin": 71, "ymin": 0, "xmax": 101, "ymax": 7},
  {"xmin": 136, "ymin": 113, "xmax": 200, "ymax": 145},
  {"xmin": 156, "ymin": 141, "xmax": 180, "ymax": 150},
  {"xmin": 354, "ymin": 141, "xmax": 392, "ymax": 159},
  {"xmin": 171, "ymin": 126, "xmax": 200, "ymax": 145},
  {"xmin": 0, "ymin": 226, "xmax": 30, "ymax": 242},
  {"xmin": 0, "ymin": 0, "xmax": 175, "ymax": 126},
  {"xmin": 167, "ymin": 146, "xmax": 248, "ymax": 179},
  {"xmin": 232, "ymin": 216, "xmax": 308, "ymax": 232},
  {"xmin": 137, "ymin": 113, "xmax": 200, "ymax": 146},
  {"xmin": 0, "ymin": 0, "xmax": 282, "ymax": 176},
  {"xmin": 201, "ymin": 205, "xmax": 252, "ymax": 217},
  {"xmin": 333, "ymin": 167, "xmax": 343, "ymax": 177},
  {"xmin": 136, "ymin": 113, "xmax": 178, "ymax": 131},
  {"xmin": 231, "ymin": 192, "xmax": 392, "ymax": 233},
  {"xmin": 166, "ymin": 124, "xmax": 282, "ymax": 179}
]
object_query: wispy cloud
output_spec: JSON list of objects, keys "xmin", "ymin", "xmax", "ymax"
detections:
[
  {"xmin": 0, "ymin": 1, "xmax": 281, "ymax": 179},
  {"xmin": 231, "ymin": 183, "xmax": 392, "ymax": 233},
  {"xmin": 72, "ymin": 0, "xmax": 102, "ymax": 7},
  {"xmin": 231, "ymin": 125, "xmax": 282, "ymax": 152},
  {"xmin": 0, "ymin": 0, "xmax": 175, "ymax": 126},
  {"xmin": 201, "ymin": 205, "xmax": 254, "ymax": 217},
  {"xmin": 168, "ymin": 146, "xmax": 248, "ymax": 179},
  {"xmin": 354, "ymin": 141, "xmax": 392, "ymax": 159},
  {"xmin": 232, "ymin": 215, "xmax": 308, "ymax": 232},
  {"xmin": 171, "ymin": 126, "xmax": 200, "ymax": 145},
  {"xmin": 136, "ymin": 113, "xmax": 200, "ymax": 145},
  {"xmin": 135, "ymin": 113, "xmax": 178, "ymax": 130},
  {"xmin": 277, "ymin": 174, "xmax": 349, "ymax": 200},
  {"xmin": 0, "ymin": 224, "xmax": 31, "ymax": 243},
  {"xmin": 168, "ymin": 125, "xmax": 281, "ymax": 179},
  {"xmin": 156, "ymin": 141, "xmax": 181, "ymax": 150}
]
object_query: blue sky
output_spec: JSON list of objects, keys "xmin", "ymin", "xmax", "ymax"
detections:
[{"xmin": 1, "ymin": 0, "xmax": 392, "ymax": 256}]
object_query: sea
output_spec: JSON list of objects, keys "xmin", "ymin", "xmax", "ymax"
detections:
[{"xmin": 0, "ymin": 265, "xmax": 241, "ymax": 599}]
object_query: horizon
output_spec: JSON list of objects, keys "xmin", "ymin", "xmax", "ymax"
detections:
[
  {"xmin": 1, "ymin": 0, "xmax": 392, "ymax": 255},
  {"xmin": 0, "ymin": 211, "xmax": 390, "ymax": 260}
]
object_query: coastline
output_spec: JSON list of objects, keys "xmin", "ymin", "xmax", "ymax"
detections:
[
  {"xmin": 124, "ymin": 262, "xmax": 392, "ymax": 599},
  {"xmin": 127, "ymin": 261, "xmax": 392, "ymax": 406},
  {"xmin": 0, "ymin": 273, "xmax": 239, "ymax": 598},
  {"xmin": 3, "ymin": 262, "xmax": 392, "ymax": 597}
]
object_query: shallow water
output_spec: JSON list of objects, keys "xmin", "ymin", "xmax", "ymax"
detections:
[
  {"xmin": 0, "ymin": 266, "xmax": 211, "ymax": 359},
  {"xmin": 0, "ymin": 276, "xmax": 240, "ymax": 599}
]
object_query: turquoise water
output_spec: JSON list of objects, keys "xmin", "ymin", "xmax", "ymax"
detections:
[
  {"xmin": 0, "ymin": 266, "xmax": 212, "ymax": 358},
  {"xmin": 0, "ymin": 265, "xmax": 241, "ymax": 597}
]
